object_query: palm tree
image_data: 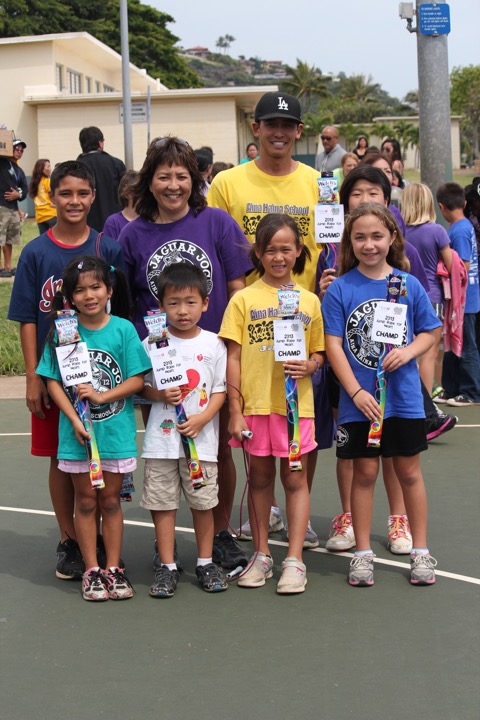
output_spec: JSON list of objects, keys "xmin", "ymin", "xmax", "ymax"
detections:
[
  {"xmin": 281, "ymin": 59, "xmax": 329, "ymax": 111},
  {"xmin": 338, "ymin": 122, "xmax": 368, "ymax": 150},
  {"xmin": 339, "ymin": 74, "xmax": 381, "ymax": 104},
  {"xmin": 393, "ymin": 120, "xmax": 418, "ymax": 157}
]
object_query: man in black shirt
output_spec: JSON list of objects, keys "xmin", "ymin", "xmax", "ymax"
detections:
[{"xmin": 78, "ymin": 127, "xmax": 126, "ymax": 232}]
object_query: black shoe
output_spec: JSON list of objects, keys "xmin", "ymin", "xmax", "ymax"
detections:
[
  {"xmin": 56, "ymin": 539, "xmax": 85, "ymax": 580},
  {"xmin": 195, "ymin": 563, "xmax": 228, "ymax": 593},
  {"xmin": 153, "ymin": 539, "xmax": 183, "ymax": 572},
  {"xmin": 425, "ymin": 413, "xmax": 457, "ymax": 441},
  {"xmin": 149, "ymin": 565, "xmax": 180, "ymax": 598},
  {"xmin": 97, "ymin": 534, "xmax": 125, "ymax": 570},
  {"xmin": 212, "ymin": 530, "xmax": 248, "ymax": 569}
]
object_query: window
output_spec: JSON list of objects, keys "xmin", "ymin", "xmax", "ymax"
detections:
[
  {"xmin": 56, "ymin": 64, "xmax": 63, "ymax": 91},
  {"xmin": 85, "ymin": 77, "xmax": 92, "ymax": 94},
  {"xmin": 95, "ymin": 81, "xmax": 101, "ymax": 93},
  {"xmin": 103, "ymin": 84, "xmax": 114, "ymax": 93},
  {"xmin": 66, "ymin": 69, "xmax": 82, "ymax": 94}
]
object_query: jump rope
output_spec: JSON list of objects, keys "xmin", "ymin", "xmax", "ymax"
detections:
[{"xmin": 221, "ymin": 377, "xmax": 301, "ymax": 583}]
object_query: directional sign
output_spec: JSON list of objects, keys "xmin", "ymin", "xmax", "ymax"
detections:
[
  {"xmin": 119, "ymin": 102, "xmax": 147, "ymax": 123},
  {"xmin": 418, "ymin": 3, "xmax": 451, "ymax": 36}
]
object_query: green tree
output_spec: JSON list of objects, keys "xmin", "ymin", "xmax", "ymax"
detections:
[
  {"xmin": 0, "ymin": 0, "xmax": 202, "ymax": 89},
  {"xmin": 281, "ymin": 59, "xmax": 329, "ymax": 111},
  {"xmin": 450, "ymin": 65, "xmax": 480, "ymax": 160},
  {"xmin": 337, "ymin": 122, "xmax": 368, "ymax": 150},
  {"xmin": 338, "ymin": 73, "xmax": 381, "ymax": 103}
]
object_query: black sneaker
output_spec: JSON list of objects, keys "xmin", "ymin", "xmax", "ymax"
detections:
[
  {"xmin": 195, "ymin": 563, "xmax": 228, "ymax": 593},
  {"xmin": 212, "ymin": 530, "xmax": 248, "ymax": 569},
  {"xmin": 56, "ymin": 539, "xmax": 85, "ymax": 580},
  {"xmin": 149, "ymin": 565, "xmax": 180, "ymax": 598},
  {"xmin": 153, "ymin": 539, "xmax": 183, "ymax": 572},
  {"xmin": 425, "ymin": 413, "xmax": 457, "ymax": 441},
  {"xmin": 96, "ymin": 534, "xmax": 125, "ymax": 570}
]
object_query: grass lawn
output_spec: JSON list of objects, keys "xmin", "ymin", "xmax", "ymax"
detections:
[
  {"xmin": 403, "ymin": 168, "xmax": 474, "ymax": 187},
  {"xmin": 0, "ymin": 220, "xmax": 38, "ymax": 375}
]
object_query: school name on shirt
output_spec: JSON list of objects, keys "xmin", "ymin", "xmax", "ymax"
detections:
[
  {"xmin": 250, "ymin": 307, "xmax": 312, "ymax": 326},
  {"xmin": 246, "ymin": 203, "xmax": 309, "ymax": 216}
]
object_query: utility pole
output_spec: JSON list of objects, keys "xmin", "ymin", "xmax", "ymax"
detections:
[
  {"xmin": 120, "ymin": 0, "xmax": 134, "ymax": 169},
  {"xmin": 416, "ymin": 1, "xmax": 452, "ymax": 195},
  {"xmin": 400, "ymin": 1, "xmax": 452, "ymax": 213}
]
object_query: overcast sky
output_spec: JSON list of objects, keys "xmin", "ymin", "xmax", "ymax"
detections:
[{"xmin": 151, "ymin": 0, "xmax": 478, "ymax": 100}]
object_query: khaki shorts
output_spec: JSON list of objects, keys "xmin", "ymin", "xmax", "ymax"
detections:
[
  {"xmin": 141, "ymin": 458, "xmax": 218, "ymax": 511},
  {"xmin": 0, "ymin": 206, "xmax": 21, "ymax": 246}
]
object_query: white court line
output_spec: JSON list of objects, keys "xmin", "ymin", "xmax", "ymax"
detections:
[
  {"xmin": 0, "ymin": 426, "xmax": 478, "ymax": 438},
  {"xmin": 1, "ymin": 504, "xmax": 479, "ymax": 586}
]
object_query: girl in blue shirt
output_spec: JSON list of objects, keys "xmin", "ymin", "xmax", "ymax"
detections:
[{"xmin": 322, "ymin": 203, "xmax": 440, "ymax": 588}]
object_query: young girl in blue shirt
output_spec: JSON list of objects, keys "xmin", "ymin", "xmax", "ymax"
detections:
[
  {"xmin": 37, "ymin": 256, "xmax": 151, "ymax": 601},
  {"xmin": 322, "ymin": 203, "xmax": 440, "ymax": 587}
]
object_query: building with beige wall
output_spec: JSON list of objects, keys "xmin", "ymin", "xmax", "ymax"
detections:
[{"xmin": 0, "ymin": 33, "xmax": 272, "ymax": 170}]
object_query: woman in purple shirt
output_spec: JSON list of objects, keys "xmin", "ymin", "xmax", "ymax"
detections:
[{"xmin": 401, "ymin": 183, "xmax": 452, "ymax": 396}]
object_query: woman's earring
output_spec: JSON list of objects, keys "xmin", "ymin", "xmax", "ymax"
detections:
[{"xmin": 106, "ymin": 298, "xmax": 111, "ymax": 314}]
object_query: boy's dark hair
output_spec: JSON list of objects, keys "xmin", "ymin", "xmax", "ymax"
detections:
[
  {"xmin": 50, "ymin": 160, "xmax": 96, "ymax": 193},
  {"xmin": 436, "ymin": 182, "xmax": 465, "ymax": 211},
  {"xmin": 79, "ymin": 126, "xmax": 104, "ymax": 153},
  {"xmin": 340, "ymin": 164, "xmax": 391, "ymax": 208},
  {"xmin": 156, "ymin": 262, "xmax": 208, "ymax": 303},
  {"xmin": 118, "ymin": 169, "xmax": 139, "ymax": 208},
  {"xmin": 250, "ymin": 213, "xmax": 311, "ymax": 277}
]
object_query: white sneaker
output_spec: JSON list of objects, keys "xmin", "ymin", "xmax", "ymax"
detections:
[
  {"xmin": 236, "ymin": 506, "xmax": 284, "ymax": 540},
  {"xmin": 325, "ymin": 513, "xmax": 355, "ymax": 551},
  {"xmin": 276, "ymin": 557, "xmax": 307, "ymax": 594},
  {"xmin": 303, "ymin": 520, "xmax": 320, "ymax": 549},
  {"xmin": 237, "ymin": 552, "xmax": 274, "ymax": 588},
  {"xmin": 387, "ymin": 515, "xmax": 412, "ymax": 554}
]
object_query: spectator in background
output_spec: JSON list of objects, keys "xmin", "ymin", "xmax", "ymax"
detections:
[
  {"xmin": 102, "ymin": 170, "xmax": 139, "ymax": 240},
  {"xmin": 437, "ymin": 182, "xmax": 480, "ymax": 406},
  {"xmin": 333, "ymin": 151, "xmax": 359, "ymax": 186},
  {"xmin": 239, "ymin": 142, "xmax": 259, "ymax": 164},
  {"xmin": 381, "ymin": 137, "xmax": 406, "ymax": 177},
  {"xmin": 0, "ymin": 138, "xmax": 28, "ymax": 277},
  {"xmin": 352, "ymin": 135, "xmax": 369, "ymax": 160},
  {"xmin": 211, "ymin": 161, "xmax": 229, "ymax": 180},
  {"xmin": 315, "ymin": 126, "xmax": 347, "ymax": 173},
  {"xmin": 77, "ymin": 126, "xmax": 126, "ymax": 231},
  {"xmin": 29, "ymin": 159, "xmax": 57, "ymax": 234},
  {"xmin": 401, "ymin": 182, "xmax": 453, "ymax": 396},
  {"xmin": 194, "ymin": 146, "xmax": 213, "ymax": 195}
]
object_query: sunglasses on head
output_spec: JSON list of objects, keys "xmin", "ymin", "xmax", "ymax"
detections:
[{"xmin": 154, "ymin": 137, "xmax": 189, "ymax": 149}]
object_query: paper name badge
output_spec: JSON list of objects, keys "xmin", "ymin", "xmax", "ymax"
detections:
[
  {"xmin": 274, "ymin": 319, "xmax": 307, "ymax": 361},
  {"xmin": 55, "ymin": 342, "xmax": 93, "ymax": 387},
  {"xmin": 314, "ymin": 204, "xmax": 344, "ymax": 243},
  {"xmin": 150, "ymin": 345, "xmax": 188, "ymax": 388},
  {"xmin": 372, "ymin": 301, "xmax": 407, "ymax": 345}
]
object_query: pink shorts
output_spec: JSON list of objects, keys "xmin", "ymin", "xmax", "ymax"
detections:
[
  {"xmin": 229, "ymin": 414, "xmax": 317, "ymax": 457},
  {"xmin": 57, "ymin": 457, "xmax": 137, "ymax": 474}
]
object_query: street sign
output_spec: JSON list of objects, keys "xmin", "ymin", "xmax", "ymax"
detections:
[
  {"xmin": 119, "ymin": 102, "xmax": 147, "ymax": 123},
  {"xmin": 418, "ymin": 3, "xmax": 451, "ymax": 36}
]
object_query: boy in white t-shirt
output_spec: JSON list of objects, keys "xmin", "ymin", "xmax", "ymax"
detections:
[{"xmin": 141, "ymin": 263, "xmax": 228, "ymax": 597}]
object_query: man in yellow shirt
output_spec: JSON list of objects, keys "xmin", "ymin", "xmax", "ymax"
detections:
[{"xmin": 207, "ymin": 92, "xmax": 321, "ymax": 293}]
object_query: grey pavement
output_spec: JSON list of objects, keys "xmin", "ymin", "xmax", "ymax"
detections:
[{"xmin": 0, "ymin": 374, "xmax": 26, "ymax": 399}]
